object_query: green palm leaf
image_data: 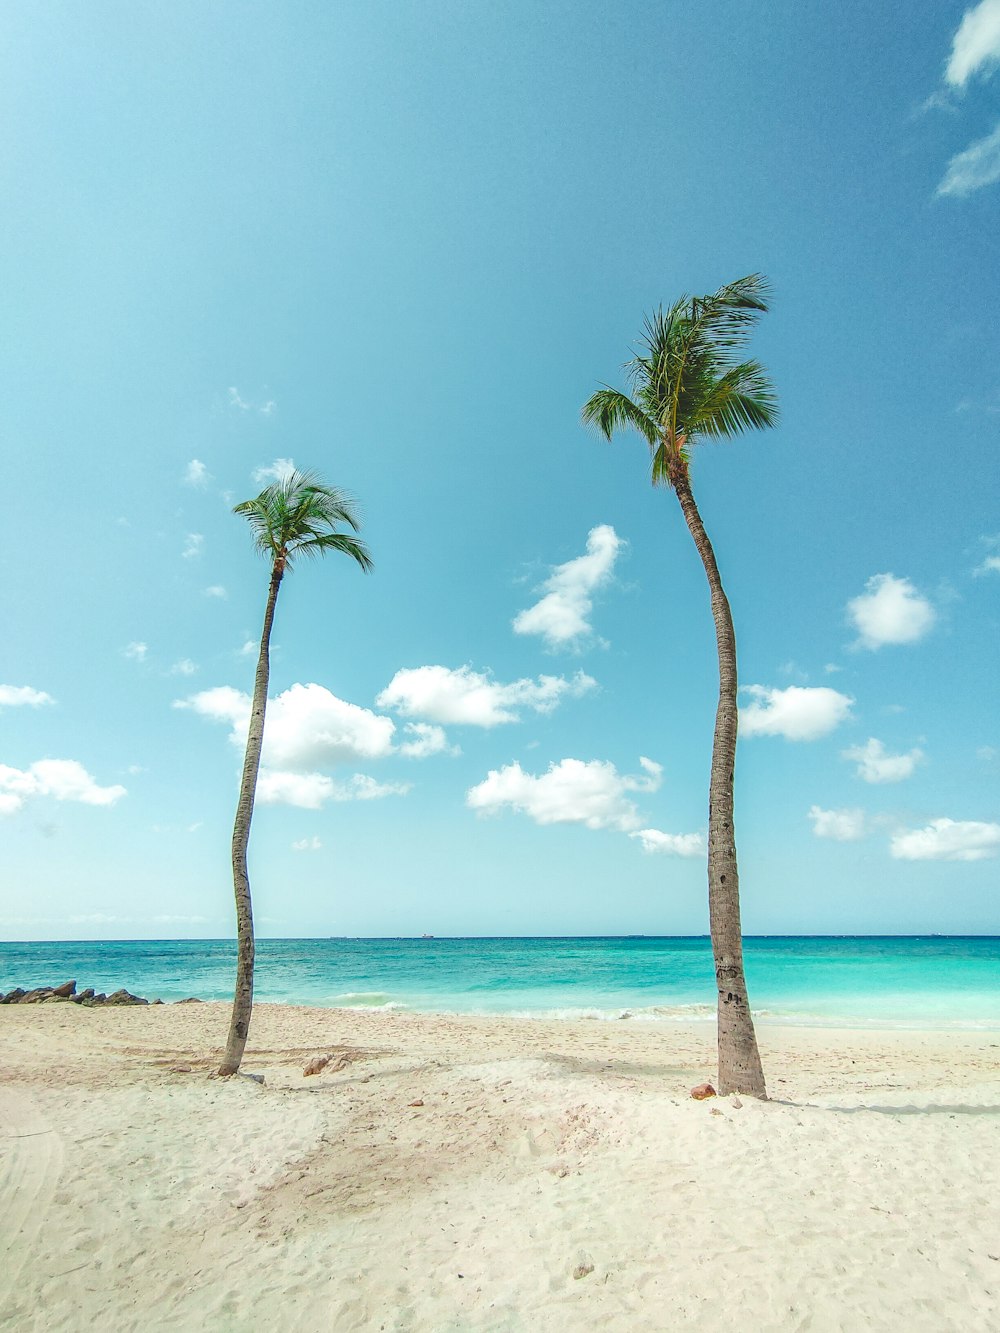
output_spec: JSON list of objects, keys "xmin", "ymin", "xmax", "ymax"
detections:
[{"xmin": 583, "ymin": 273, "xmax": 778, "ymax": 487}]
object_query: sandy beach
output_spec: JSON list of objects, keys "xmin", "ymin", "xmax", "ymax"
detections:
[{"xmin": 1, "ymin": 1001, "xmax": 998, "ymax": 1331}]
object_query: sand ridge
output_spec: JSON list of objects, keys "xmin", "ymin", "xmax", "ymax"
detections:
[{"xmin": 0, "ymin": 1001, "xmax": 998, "ymax": 1330}]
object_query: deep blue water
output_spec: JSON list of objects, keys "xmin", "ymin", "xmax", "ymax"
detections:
[{"xmin": 1, "ymin": 936, "xmax": 998, "ymax": 1029}]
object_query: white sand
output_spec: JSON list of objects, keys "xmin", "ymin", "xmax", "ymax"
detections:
[{"xmin": 1, "ymin": 1001, "xmax": 998, "ymax": 1331}]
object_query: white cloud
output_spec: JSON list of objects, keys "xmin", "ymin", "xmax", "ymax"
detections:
[
  {"xmin": 846, "ymin": 573, "xmax": 936, "ymax": 649},
  {"xmin": 252, "ymin": 457, "xmax": 296, "ymax": 485},
  {"xmin": 378, "ymin": 665, "xmax": 596, "ymax": 728},
  {"xmin": 843, "ymin": 737, "xmax": 924, "ymax": 784},
  {"xmin": 265, "ymin": 685, "xmax": 396, "ymax": 769},
  {"xmin": 239, "ymin": 639, "xmax": 257, "ymax": 656},
  {"xmin": 292, "ymin": 836, "xmax": 323, "ymax": 852},
  {"xmin": 124, "ymin": 642, "xmax": 148, "ymax": 662},
  {"xmin": 740, "ymin": 685, "xmax": 854, "ymax": 741},
  {"xmin": 0, "ymin": 760, "xmax": 127, "ymax": 814},
  {"xmin": 937, "ymin": 120, "xmax": 1000, "ymax": 197},
  {"xmin": 629, "ymin": 828, "xmax": 705, "ymax": 857},
  {"xmin": 184, "ymin": 459, "xmax": 209, "ymax": 487},
  {"xmin": 258, "ymin": 769, "xmax": 410, "ymax": 808},
  {"xmin": 974, "ymin": 554, "xmax": 1000, "ymax": 576},
  {"xmin": 230, "ymin": 387, "xmax": 277, "ymax": 416},
  {"xmin": 399, "ymin": 722, "xmax": 459, "ymax": 758},
  {"xmin": 256, "ymin": 770, "xmax": 334, "ymax": 808},
  {"xmin": 512, "ymin": 524, "xmax": 624, "ymax": 649},
  {"xmin": 807, "ymin": 805, "xmax": 867, "ymax": 841},
  {"xmin": 169, "ymin": 659, "xmax": 197, "ymax": 677},
  {"xmin": 182, "ymin": 533, "xmax": 204, "ymax": 560},
  {"xmin": 176, "ymin": 682, "xmax": 397, "ymax": 770},
  {"xmin": 204, "ymin": 586, "xmax": 228, "ymax": 599},
  {"xmin": 891, "ymin": 817, "xmax": 1000, "ymax": 861},
  {"xmin": 0, "ymin": 685, "xmax": 54, "ymax": 708},
  {"xmin": 467, "ymin": 755, "xmax": 663, "ymax": 832},
  {"xmin": 945, "ymin": 0, "xmax": 1000, "ymax": 88}
]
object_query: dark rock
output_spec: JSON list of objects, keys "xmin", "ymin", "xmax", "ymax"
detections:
[
  {"xmin": 0, "ymin": 989, "xmax": 27, "ymax": 1004},
  {"xmin": 152, "ymin": 998, "xmax": 164, "ymax": 1005},
  {"xmin": 19, "ymin": 988, "xmax": 55, "ymax": 1005},
  {"xmin": 51, "ymin": 980, "xmax": 76, "ymax": 998},
  {"xmin": 72, "ymin": 989, "xmax": 96, "ymax": 1004},
  {"xmin": 103, "ymin": 989, "xmax": 149, "ymax": 1006},
  {"xmin": 175, "ymin": 997, "xmax": 202, "ymax": 1004}
]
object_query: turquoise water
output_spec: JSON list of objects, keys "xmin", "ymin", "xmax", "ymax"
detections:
[{"xmin": 1, "ymin": 937, "xmax": 998, "ymax": 1029}]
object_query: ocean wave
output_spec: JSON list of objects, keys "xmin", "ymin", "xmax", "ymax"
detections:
[
  {"xmin": 448, "ymin": 1003, "xmax": 720, "ymax": 1023},
  {"xmin": 328, "ymin": 992, "xmax": 409, "ymax": 1010}
]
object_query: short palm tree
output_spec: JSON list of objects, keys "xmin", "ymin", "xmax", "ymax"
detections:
[
  {"xmin": 218, "ymin": 469, "xmax": 372, "ymax": 1076},
  {"xmin": 582, "ymin": 274, "xmax": 778, "ymax": 1098}
]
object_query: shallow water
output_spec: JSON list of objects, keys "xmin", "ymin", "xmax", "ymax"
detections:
[{"xmin": 2, "ymin": 935, "xmax": 998, "ymax": 1029}]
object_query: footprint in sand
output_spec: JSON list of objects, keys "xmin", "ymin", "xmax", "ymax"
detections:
[{"xmin": 0, "ymin": 1087, "xmax": 64, "ymax": 1323}]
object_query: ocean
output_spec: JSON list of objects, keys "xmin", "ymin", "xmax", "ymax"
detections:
[{"xmin": 1, "ymin": 936, "xmax": 998, "ymax": 1029}]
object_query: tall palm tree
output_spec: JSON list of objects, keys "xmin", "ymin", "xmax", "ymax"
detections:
[
  {"xmin": 217, "ymin": 469, "xmax": 372, "ymax": 1077},
  {"xmin": 582, "ymin": 274, "xmax": 778, "ymax": 1098}
]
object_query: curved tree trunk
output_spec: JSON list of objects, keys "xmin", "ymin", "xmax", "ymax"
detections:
[
  {"xmin": 672, "ymin": 476, "xmax": 766, "ymax": 1098},
  {"xmin": 217, "ymin": 560, "xmax": 283, "ymax": 1076}
]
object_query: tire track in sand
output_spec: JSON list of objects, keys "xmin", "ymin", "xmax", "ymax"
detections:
[{"xmin": 0, "ymin": 1086, "xmax": 63, "ymax": 1328}]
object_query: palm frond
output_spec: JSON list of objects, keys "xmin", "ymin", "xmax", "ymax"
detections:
[
  {"xmin": 688, "ymin": 361, "xmax": 780, "ymax": 439},
  {"xmin": 234, "ymin": 468, "xmax": 372, "ymax": 572},
  {"xmin": 581, "ymin": 387, "xmax": 659, "ymax": 448},
  {"xmin": 584, "ymin": 275, "xmax": 778, "ymax": 484},
  {"xmin": 294, "ymin": 531, "xmax": 373, "ymax": 571}
]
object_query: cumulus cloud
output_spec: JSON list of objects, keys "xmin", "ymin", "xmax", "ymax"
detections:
[
  {"xmin": 629, "ymin": 828, "xmax": 705, "ymax": 857},
  {"xmin": 0, "ymin": 760, "xmax": 127, "ymax": 814},
  {"xmin": 292, "ymin": 836, "xmax": 322, "ymax": 852},
  {"xmin": 937, "ymin": 121, "xmax": 1000, "ymax": 197},
  {"xmin": 399, "ymin": 722, "xmax": 459, "ymax": 758},
  {"xmin": 252, "ymin": 457, "xmax": 296, "ymax": 485},
  {"xmin": 184, "ymin": 459, "xmax": 209, "ymax": 487},
  {"xmin": 945, "ymin": 0, "xmax": 1000, "ymax": 88},
  {"xmin": 176, "ymin": 682, "xmax": 397, "ymax": 770},
  {"xmin": 467, "ymin": 755, "xmax": 663, "ymax": 833},
  {"xmin": 846, "ymin": 574, "xmax": 935, "ymax": 649},
  {"xmin": 182, "ymin": 533, "xmax": 204, "ymax": 560},
  {"xmin": 378, "ymin": 665, "xmax": 596, "ymax": 728},
  {"xmin": 512, "ymin": 525, "xmax": 624, "ymax": 649},
  {"xmin": 258, "ymin": 769, "xmax": 410, "ymax": 809},
  {"xmin": 740, "ymin": 685, "xmax": 854, "ymax": 741},
  {"xmin": 843, "ymin": 737, "xmax": 924, "ymax": 784},
  {"xmin": 807, "ymin": 805, "xmax": 867, "ymax": 841},
  {"xmin": 123, "ymin": 642, "xmax": 148, "ymax": 662},
  {"xmin": 0, "ymin": 685, "xmax": 54, "ymax": 708},
  {"xmin": 204, "ymin": 586, "xmax": 228, "ymax": 599},
  {"xmin": 891, "ymin": 817, "xmax": 1000, "ymax": 861},
  {"xmin": 169, "ymin": 659, "xmax": 197, "ymax": 677}
]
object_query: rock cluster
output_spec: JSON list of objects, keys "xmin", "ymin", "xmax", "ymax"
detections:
[{"xmin": 0, "ymin": 980, "xmax": 159, "ymax": 1006}]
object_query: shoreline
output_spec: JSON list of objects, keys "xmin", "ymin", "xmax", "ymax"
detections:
[{"xmin": 2, "ymin": 1001, "xmax": 999, "ymax": 1328}]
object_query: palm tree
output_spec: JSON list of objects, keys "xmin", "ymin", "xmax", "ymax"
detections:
[
  {"xmin": 217, "ymin": 469, "xmax": 372, "ymax": 1077},
  {"xmin": 582, "ymin": 274, "xmax": 778, "ymax": 1098}
]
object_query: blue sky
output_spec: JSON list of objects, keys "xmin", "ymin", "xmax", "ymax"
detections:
[{"xmin": 1, "ymin": 0, "xmax": 998, "ymax": 940}]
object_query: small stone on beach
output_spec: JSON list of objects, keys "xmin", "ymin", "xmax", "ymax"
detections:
[{"xmin": 690, "ymin": 1083, "xmax": 716, "ymax": 1100}]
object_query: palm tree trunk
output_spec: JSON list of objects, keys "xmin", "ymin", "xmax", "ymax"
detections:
[
  {"xmin": 217, "ymin": 559, "xmax": 283, "ymax": 1076},
  {"xmin": 672, "ymin": 476, "xmax": 766, "ymax": 1098}
]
